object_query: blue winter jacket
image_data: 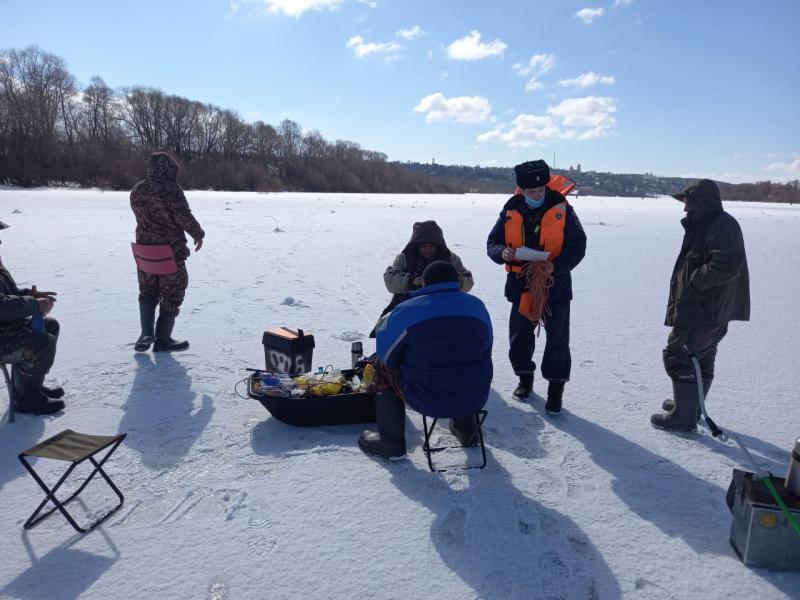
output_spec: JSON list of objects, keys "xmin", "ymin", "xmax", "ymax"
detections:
[
  {"xmin": 375, "ymin": 281, "xmax": 493, "ymax": 418},
  {"xmin": 486, "ymin": 190, "xmax": 586, "ymax": 302}
]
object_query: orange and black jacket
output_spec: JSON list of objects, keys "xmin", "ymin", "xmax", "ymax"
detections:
[{"xmin": 486, "ymin": 188, "xmax": 586, "ymax": 303}]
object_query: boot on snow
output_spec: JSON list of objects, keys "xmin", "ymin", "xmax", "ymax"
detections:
[
  {"xmin": 545, "ymin": 381, "xmax": 565, "ymax": 415},
  {"xmin": 14, "ymin": 368, "xmax": 64, "ymax": 415},
  {"xmin": 449, "ymin": 414, "xmax": 480, "ymax": 447},
  {"xmin": 513, "ymin": 374, "xmax": 534, "ymax": 399},
  {"xmin": 651, "ymin": 379, "xmax": 700, "ymax": 432},
  {"xmin": 153, "ymin": 315, "xmax": 189, "ymax": 352},
  {"xmin": 42, "ymin": 384, "xmax": 65, "ymax": 399},
  {"xmin": 358, "ymin": 391, "xmax": 407, "ymax": 459},
  {"xmin": 661, "ymin": 378, "xmax": 710, "ymax": 421},
  {"xmin": 134, "ymin": 300, "xmax": 157, "ymax": 352}
]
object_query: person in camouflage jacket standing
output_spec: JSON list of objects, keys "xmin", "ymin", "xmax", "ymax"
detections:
[
  {"xmin": 131, "ymin": 152, "xmax": 205, "ymax": 352},
  {"xmin": 0, "ymin": 221, "xmax": 64, "ymax": 414}
]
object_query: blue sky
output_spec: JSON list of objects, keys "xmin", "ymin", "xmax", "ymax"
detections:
[{"xmin": 2, "ymin": 0, "xmax": 799, "ymax": 182}]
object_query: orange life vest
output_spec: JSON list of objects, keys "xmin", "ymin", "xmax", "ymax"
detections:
[{"xmin": 504, "ymin": 201, "xmax": 568, "ymax": 273}]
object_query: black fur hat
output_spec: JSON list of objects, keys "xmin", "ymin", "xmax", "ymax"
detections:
[{"xmin": 514, "ymin": 160, "xmax": 550, "ymax": 189}]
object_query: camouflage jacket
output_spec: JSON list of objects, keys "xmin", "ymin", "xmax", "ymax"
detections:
[
  {"xmin": 130, "ymin": 152, "xmax": 205, "ymax": 260},
  {"xmin": 0, "ymin": 260, "xmax": 38, "ymax": 339}
]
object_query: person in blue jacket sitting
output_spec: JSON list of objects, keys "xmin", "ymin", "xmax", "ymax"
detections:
[{"xmin": 359, "ymin": 260, "xmax": 493, "ymax": 459}]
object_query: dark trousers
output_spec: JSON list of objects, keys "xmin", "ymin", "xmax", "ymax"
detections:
[
  {"xmin": 509, "ymin": 300, "xmax": 571, "ymax": 382},
  {"xmin": 663, "ymin": 325, "xmax": 728, "ymax": 382},
  {"xmin": 138, "ymin": 260, "xmax": 189, "ymax": 317},
  {"xmin": 0, "ymin": 316, "xmax": 59, "ymax": 375}
]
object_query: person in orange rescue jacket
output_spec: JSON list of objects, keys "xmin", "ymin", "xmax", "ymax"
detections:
[{"xmin": 486, "ymin": 160, "xmax": 586, "ymax": 414}]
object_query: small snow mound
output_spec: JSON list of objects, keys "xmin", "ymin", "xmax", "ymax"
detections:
[
  {"xmin": 334, "ymin": 331, "xmax": 363, "ymax": 342},
  {"xmin": 281, "ymin": 296, "xmax": 308, "ymax": 308}
]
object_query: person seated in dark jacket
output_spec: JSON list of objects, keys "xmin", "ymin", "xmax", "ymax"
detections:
[
  {"xmin": 0, "ymin": 220, "xmax": 64, "ymax": 415},
  {"xmin": 370, "ymin": 220, "xmax": 473, "ymax": 337},
  {"xmin": 651, "ymin": 179, "xmax": 749, "ymax": 432},
  {"xmin": 359, "ymin": 260, "xmax": 493, "ymax": 459}
]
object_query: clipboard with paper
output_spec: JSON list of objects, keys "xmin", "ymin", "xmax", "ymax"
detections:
[{"xmin": 514, "ymin": 247, "xmax": 550, "ymax": 262}]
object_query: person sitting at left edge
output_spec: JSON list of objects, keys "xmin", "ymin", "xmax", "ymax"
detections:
[
  {"xmin": 0, "ymin": 220, "xmax": 64, "ymax": 414},
  {"xmin": 359, "ymin": 260, "xmax": 493, "ymax": 459}
]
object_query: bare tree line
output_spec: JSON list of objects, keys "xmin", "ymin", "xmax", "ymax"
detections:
[{"xmin": 0, "ymin": 46, "xmax": 461, "ymax": 193}]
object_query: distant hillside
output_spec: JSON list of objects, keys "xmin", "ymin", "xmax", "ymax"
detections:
[{"xmin": 396, "ymin": 162, "xmax": 800, "ymax": 203}]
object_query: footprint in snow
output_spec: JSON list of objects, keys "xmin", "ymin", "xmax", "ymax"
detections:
[{"xmin": 434, "ymin": 506, "xmax": 466, "ymax": 546}]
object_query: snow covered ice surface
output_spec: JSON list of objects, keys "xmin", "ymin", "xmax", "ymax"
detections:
[{"xmin": 0, "ymin": 189, "xmax": 799, "ymax": 599}]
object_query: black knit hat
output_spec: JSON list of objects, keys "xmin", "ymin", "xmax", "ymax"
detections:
[
  {"xmin": 514, "ymin": 160, "xmax": 550, "ymax": 189},
  {"xmin": 422, "ymin": 260, "xmax": 459, "ymax": 286}
]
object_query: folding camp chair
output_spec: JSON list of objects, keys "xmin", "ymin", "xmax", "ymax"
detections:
[
  {"xmin": 131, "ymin": 243, "xmax": 178, "ymax": 275},
  {"xmin": 421, "ymin": 410, "xmax": 488, "ymax": 473},
  {"xmin": 18, "ymin": 430, "xmax": 127, "ymax": 533},
  {"xmin": 1, "ymin": 362, "xmax": 16, "ymax": 422}
]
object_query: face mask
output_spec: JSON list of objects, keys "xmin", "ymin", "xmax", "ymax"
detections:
[{"xmin": 525, "ymin": 195, "xmax": 545, "ymax": 209}]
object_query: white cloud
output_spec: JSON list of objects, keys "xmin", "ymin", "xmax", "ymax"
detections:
[
  {"xmin": 512, "ymin": 54, "xmax": 556, "ymax": 77},
  {"xmin": 575, "ymin": 8, "xmax": 605, "ymax": 24},
  {"xmin": 357, "ymin": 0, "xmax": 377, "ymax": 7},
  {"xmin": 766, "ymin": 159, "xmax": 800, "ymax": 177},
  {"xmin": 414, "ymin": 92, "xmax": 492, "ymax": 124},
  {"xmin": 559, "ymin": 71, "xmax": 615, "ymax": 88},
  {"xmin": 397, "ymin": 25, "xmax": 424, "ymax": 40},
  {"xmin": 547, "ymin": 96, "xmax": 617, "ymax": 139},
  {"xmin": 512, "ymin": 54, "xmax": 556, "ymax": 92},
  {"xmin": 525, "ymin": 78, "xmax": 545, "ymax": 92},
  {"xmin": 346, "ymin": 35, "xmax": 402, "ymax": 58},
  {"xmin": 445, "ymin": 31, "xmax": 507, "ymax": 61},
  {"xmin": 612, "ymin": 0, "xmax": 634, "ymax": 7},
  {"xmin": 259, "ymin": 0, "xmax": 343, "ymax": 18},
  {"xmin": 478, "ymin": 95, "xmax": 618, "ymax": 147},
  {"xmin": 477, "ymin": 114, "xmax": 559, "ymax": 148}
]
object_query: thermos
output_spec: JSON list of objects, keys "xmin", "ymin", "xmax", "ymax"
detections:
[
  {"xmin": 351, "ymin": 341, "xmax": 363, "ymax": 368},
  {"xmin": 786, "ymin": 437, "xmax": 800, "ymax": 499},
  {"xmin": 31, "ymin": 312, "xmax": 45, "ymax": 333}
]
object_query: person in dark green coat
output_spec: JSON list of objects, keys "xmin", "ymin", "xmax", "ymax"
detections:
[
  {"xmin": 0, "ymin": 221, "xmax": 65, "ymax": 414},
  {"xmin": 651, "ymin": 179, "xmax": 750, "ymax": 432}
]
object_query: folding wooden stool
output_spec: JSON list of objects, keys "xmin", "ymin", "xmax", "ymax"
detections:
[
  {"xmin": 421, "ymin": 410, "xmax": 488, "ymax": 473},
  {"xmin": 18, "ymin": 429, "xmax": 127, "ymax": 533}
]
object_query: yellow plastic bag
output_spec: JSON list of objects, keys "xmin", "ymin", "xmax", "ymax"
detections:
[{"xmin": 362, "ymin": 363, "xmax": 374, "ymax": 388}]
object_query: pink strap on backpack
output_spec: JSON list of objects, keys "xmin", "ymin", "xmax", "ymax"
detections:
[{"xmin": 131, "ymin": 243, "xmax": 178, "ymax": 275}]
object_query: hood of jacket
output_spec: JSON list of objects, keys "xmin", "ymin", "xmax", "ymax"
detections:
[
  {"xmin": 147, "ymin": 152, "xmax": 180, "ymax": 184},
  {"xmin": 674, "ymin": 179, "xmax": 722, "ymax": 224}
]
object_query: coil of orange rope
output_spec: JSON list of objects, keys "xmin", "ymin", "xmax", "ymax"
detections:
[{"xmin": 518, "ymin": 261, "xmax": 555, "ymax": 335}]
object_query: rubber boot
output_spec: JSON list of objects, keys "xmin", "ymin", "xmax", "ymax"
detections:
[
  {"xmin": 449, "ymin": 414, "xmax": 480, "ymax": 447},
  {"xmin": 651, "ymin": 379, "xmax": 700, "ymax": 432},
  {"xmin": 661, "ymin": 379, "xmax": 710, "ymax": 421},
  {"xmin": 153, "ymin": 315, "xmax": 189, "ymax": 352},
  {"xmin": 14, "ymin": 368, "xmax": 64, "ymax": 415},
  {"xmin": 513, "ymin": 374, "xmax": 534, "ymax": 399},
  {"xmin": 545, "ymin": 381, "xmax": 565, "ymax": 415},
  {"xmin": 358, "ymin": 391, "xmax": 406, "ymax": 459},
  {"xmin": 42, "ymin": 384, "xmax": 65, "ymax": 399},
  {"xmin": 135, "ymin": 300, "xmax": 157, "ymax": 352}
]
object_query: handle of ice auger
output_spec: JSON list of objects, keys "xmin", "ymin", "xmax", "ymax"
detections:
[{"xmin": 684, "ymin": 347, "xmax": 725, "ymax": 438}]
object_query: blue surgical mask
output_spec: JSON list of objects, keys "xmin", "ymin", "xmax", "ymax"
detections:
[{"xmin": 524, "ymin": 195, "xmax": 545, "ymax": 209}]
